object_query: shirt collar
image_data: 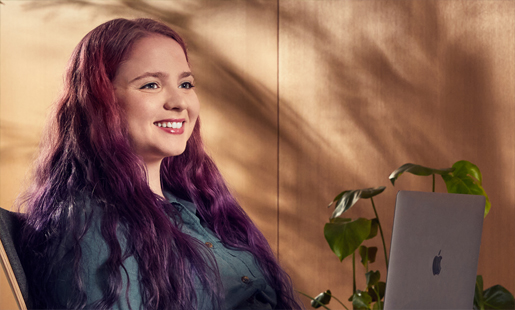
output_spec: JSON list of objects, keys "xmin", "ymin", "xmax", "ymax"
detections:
[{"xmin": 163, "ymin": 191, "xmax": 197, "ymax": 214}]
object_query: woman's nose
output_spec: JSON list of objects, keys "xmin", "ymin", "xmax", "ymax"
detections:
[{"xmin": 163, "ymin": 89, "xmax": 187, "ymax": 111}]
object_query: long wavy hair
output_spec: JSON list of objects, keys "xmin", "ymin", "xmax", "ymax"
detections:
[{"xmin": 18, "ymin": 18, "xmax": 301, "ymax": 309}]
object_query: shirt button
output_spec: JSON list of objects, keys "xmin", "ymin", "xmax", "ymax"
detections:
[
  {"xmin": 241, "ymin": 276, "xmax": 250, "ymax": 284},
  {"xmin": 205, "ymin": 242, "xmax": 213, "ymax": 248}
]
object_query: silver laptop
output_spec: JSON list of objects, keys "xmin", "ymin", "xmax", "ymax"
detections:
[{"xmin": 384, "ymin": 190, "xmax": 485, "ymax": 309}]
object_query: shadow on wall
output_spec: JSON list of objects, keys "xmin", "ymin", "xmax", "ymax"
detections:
[
  {"xmin": 10, "ymin": 0, "xmax": 503, "ymax": 180},
  {"xmin": 275, "ymin": 0, "xmax": 510, "ymax": 304},
  {"xmin": 276, "ymin": 2, "xmax": 501, "ymax": 214}
]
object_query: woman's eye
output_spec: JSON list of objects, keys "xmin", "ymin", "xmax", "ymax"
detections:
[
  {"xmin": 140, "ymin": 83, "xmax": 159, "ymax": 89},
  {"xmin": 179, "ymin": 82, "xmax": 194, "ymax": 89}
]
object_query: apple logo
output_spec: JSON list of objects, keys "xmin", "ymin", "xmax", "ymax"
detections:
[{"xmin": 432, "ymin": 250, "xmax": 442, "ymax": 275}]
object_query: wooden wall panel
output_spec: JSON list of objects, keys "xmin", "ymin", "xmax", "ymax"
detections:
[
  {"xmin": 189, "ymin": 1, "xmax": 279, "ymax": 249},
  {"xmin": 278, "ymin": 0, "xmax": 515, "ymax": 308},
  {"xmin": 1, "ymin": 1, "xmax": 514, "ymax": 309}
]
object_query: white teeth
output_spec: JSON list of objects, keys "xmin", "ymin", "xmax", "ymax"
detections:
[{"xmin": 155, "ymin": 122, "xmax": 183, "ymax": 129}]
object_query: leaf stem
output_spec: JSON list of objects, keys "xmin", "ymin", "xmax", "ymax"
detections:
[
  {"xmin": 353, "ymin": 252, "xmax": 356, "ymax": 294},
  {"xmin": 325, "ymin": 292, "xmax": 350, "ymax": 310},
  {"xmin": 432, "ymin": 174, "xmax": 435, "ymax": 192},
  {"xmin": 372, "ymin": 286, "xmax": 383, "ymax": 309},
  {"xmin": 296, "ymin": 291, "xmax": 332, "ymax": 310},
  {"xmin": 371, "ymin": 197, "xmax": 389, "ymax": 270}
]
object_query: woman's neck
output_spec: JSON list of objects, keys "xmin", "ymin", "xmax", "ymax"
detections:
[{"xmin": 145, "ymin": 159, "xmax": 164, "ymax": 198}]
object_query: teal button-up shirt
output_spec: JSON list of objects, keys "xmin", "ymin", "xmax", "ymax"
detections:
[
  {"xmin": 54, "ymin": 193, "xmax": 277, "ymax": 309},
  {"xmin": 166, "ymin": 192, "xmax": 277, "ymax": 309}
]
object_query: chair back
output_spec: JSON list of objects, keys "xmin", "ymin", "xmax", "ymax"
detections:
[{"xmin": 0, "ymin": 208, "xmax": 30, "ymax": 309}]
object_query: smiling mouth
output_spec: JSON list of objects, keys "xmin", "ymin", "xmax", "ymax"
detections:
[{"xmin": 154, "ymin": 121, "xmax": 184, "ymax": 129}]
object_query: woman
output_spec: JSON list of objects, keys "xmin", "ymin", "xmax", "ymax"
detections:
[{"xmin": 18, "ymin": 18, "xmax": 302, "ymax": 309}]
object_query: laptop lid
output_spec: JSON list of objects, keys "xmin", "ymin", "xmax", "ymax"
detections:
[{"xmin": 384, "ymin": 190, "xmax": 485, "ymax": 309}]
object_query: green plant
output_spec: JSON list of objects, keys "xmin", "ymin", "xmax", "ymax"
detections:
[{"xmin": 304, "ymin": 160, "xmax": 514, "ymax": 310}]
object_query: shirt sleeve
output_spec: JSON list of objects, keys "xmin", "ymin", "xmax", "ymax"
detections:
[
  {"xmin": 53, "ymin": 212, "xmax": 142, "ymax": 310},
  {"xmin": 81, "ymin": 219, "xmax": 142, "ymax": 310}
]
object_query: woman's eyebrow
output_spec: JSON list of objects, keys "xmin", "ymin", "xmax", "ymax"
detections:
[
  {"xmin": 129, "ymin": 71, "xmax": 194, "ymax": 84},
  {"xmin": 129, "ymin": 71, "xmax": 168, "ymax": 83},
  {"xmin": 178, "ymin": 71, "xmax": 194, "ymax": 80}
]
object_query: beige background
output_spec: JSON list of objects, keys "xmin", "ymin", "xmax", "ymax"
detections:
[{"xmin": 1, "ymin": 1, "xmax": 514, "ymax": 309}]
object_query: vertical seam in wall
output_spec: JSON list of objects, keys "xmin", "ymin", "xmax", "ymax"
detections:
[{"xmin": 276, "ymin": 0, "xmax": 280, "ymax": 260}]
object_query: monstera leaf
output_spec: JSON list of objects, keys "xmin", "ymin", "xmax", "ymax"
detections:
[
  {"xmin": 368, "ymin": 281, "xmax": 386, "ymax": 303},
  {"xmin": 474, "ymin": 275, "xmax": 515, "ymax": 310},
  {"xmin": 389, "ymin": 163, "xmax": 454, "ymax": 186},
  {"xmin": 389, "ymin": 161, "xmax": 490, "ymax": 216},
  {"xmin": 359, "ymin": 245, "xmax": 378, "ymax": 269},
  {"xmin": 366, "ymin": 219, "xmax": 379, "ymax": 240},
  {"xmin": 365, "ymin": 270, "xmax": 381, "ymax": 288},
  {"xmin": 311, "ymin": 290, "xmax": 332, "ymax": 309},
  {"xmin": 352, "ymin": 290, "xmax": 373, "ymax": 310},
  {"xmin": 324, "ymin": 218, "xmax": 372, "ymax": 261},
  {"xmin": 372, "ymin": 300, "xmax": 384, "ymax": 310},
  {"xmin": 328, "ymin": 187, "xmax": 386, "ymax": 219},
  {"xmin": 442, "ymin": 160, "xmax": 491, "ymax": 216}
]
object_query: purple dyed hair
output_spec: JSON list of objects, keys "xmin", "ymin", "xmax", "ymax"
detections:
[{"xmin": 18, "ymin": 18, "xmax": 301, "ymax": 309}]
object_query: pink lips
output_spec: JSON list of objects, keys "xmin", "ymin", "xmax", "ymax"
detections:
[{"xmin": 154, "ymin": 119, "xmax": 185, "ymax": 135}]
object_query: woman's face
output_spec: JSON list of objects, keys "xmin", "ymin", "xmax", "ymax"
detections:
[{"xmin": 113, "ymin": 34, "xmax": 199, "ymax": 164}]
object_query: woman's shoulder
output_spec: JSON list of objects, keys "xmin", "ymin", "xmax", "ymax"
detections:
[
  {"xmin": 53, "ymin": 192, "xmax": 140, "ymax": 308},
  {"xmin": 71, "ymin": 192, "xmax": 130, "ymax": 249}
]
